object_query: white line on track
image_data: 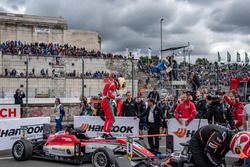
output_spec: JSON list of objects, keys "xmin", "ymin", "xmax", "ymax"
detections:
[{"xmin": 0, "ymin": 157, "xmax": 13, "ymax": 160}]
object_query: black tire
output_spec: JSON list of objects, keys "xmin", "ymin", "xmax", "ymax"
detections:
[
  {"xmin": 12, "ymin": 139, "xmax": 33, "ymax": 161},
  {"xmin": 134, "ymin": 139, "xmax": 147, "ymax": 148},
  {"xmin": 91, "ymin": 147, "xmax": 116, "ymax": 167},
  {"xmin": 135, "ymin": 162, "xmax": 148, "ymax": 167}
]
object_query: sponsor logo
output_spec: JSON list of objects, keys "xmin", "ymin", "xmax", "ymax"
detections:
[
  {"xmin": 0, "ymin": 108, "xmax": 17, "ymax": 118},
  {"xmin": 173, "ymin": 128, "xmax": 195, "ymax": 138},
  {"xmin": 0, "ymin": 124, "xmax": 43, "ymax": 138},
  {"xmin": 80, "ymin": 123, "xmax": 134, "ymax": 133},
  {"xmin": 80, "ymin": 124, "xmax": 89, "ymax": 131},
  {"xmin": 174, "ymin": 128, "xmax": 187, "ymax": 138}
]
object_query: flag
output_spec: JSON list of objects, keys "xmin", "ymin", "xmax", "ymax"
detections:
[
  {"xmin": 237, "ymin": 52, "xmax": 241, "ymax": 62},
  {"xmin": 245, "ymin": 52, "xmax": 249, "ymax": 64},
  {"xmin": 227, "ymin": 51, "xmax": 231, "ymax": 62},
  {"xmin": 217, "ymin": 52, "xmax": 221, "ymax": 62},
  {"xmin": 148, "ymin": 48, "xmax": 152, "ymax": 59},
  {"xmin": 125, "ymin": 48, "xmax": 129, "ymax": 58},
  {"xmin": 136, "ymin": 48, "xmax": 141, "ymax": 59}
]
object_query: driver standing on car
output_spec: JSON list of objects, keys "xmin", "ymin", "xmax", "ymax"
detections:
[{"xmin": 189, "ymin": 124, "xmax": 250, "ymax": 167}]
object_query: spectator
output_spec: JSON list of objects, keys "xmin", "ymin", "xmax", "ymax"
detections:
[
  {"xmin": 206, "ymin": 90, "xmax": 236, "ymax": 130},
  {"xmin": 122, "ymin": 91, "xmax": 137, "ymax": 117},
  {"xmin": 147, "ymin": 87, "xmax": 160, "ymax": 102},
  {"xmin": 54, "ymin": 98, "xmax": 65, "ymax": 132},
  {"xmin": 243, "ymin": 103, "xmax": 250, "ymax": 167},
  {"xmin": 224, "ymin": 90, "xmax": 244, "ymax": 129},
  {"xmin": 166, "ymin": 96, "xmax": 175, "ymax": 118},
  {"xmin": 135, "ymin": 94, "xmax": 147, "ymax": 135},
  {"xmin": 194, "ymin": 90, "xmax": 207, "ymax": 119},
  {"xmin": 14, "ymin": 88, "xmax": 25, "ymax": 117},
  {"xmin": 174, "ymin": 94, "xmax": 197, "ymax": 126},
  {"xmin": 139, "ymin": 98, "xmax": 162, "ymax": 151},
  {"xmin": 79, "ymin": 95, "xmax": 87, "ymax": 116},
  {"xmin": 157, "ymin": 95, "xmax": 168, "ymax": 134}
]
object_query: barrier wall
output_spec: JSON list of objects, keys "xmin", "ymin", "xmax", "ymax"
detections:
[
  {"xmin": 0, "ymin": 117, "xmax": 50, "ymax": 150},
  {"xmin": 74, "ymin": 116, "xmax": 139, "ymax": 138},
  {"xmin": 0, "ymin": 104, "xmax": 20, "ymax": 119}
]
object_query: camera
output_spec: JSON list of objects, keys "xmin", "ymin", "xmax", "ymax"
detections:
[{"xmin": 207, "ymin": 94, "xmax": 219, "ymax": 101}]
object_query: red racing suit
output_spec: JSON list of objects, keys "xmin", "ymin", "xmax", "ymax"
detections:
[
  {"xmin": 101, "ymin": 81, "xmax": 117, "ymax": 133},
  {"xmin": 224, "ymin": 96, "xmax": 244, "ymax": 128},
  {"xmin": 174, "ymin": 100, "xmax": 197, "ymax": 124}
]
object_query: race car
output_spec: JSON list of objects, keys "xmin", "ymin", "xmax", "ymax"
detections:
[{"xmin": 11, "ymin": 124, "xmax": 157, "ymax": 167}]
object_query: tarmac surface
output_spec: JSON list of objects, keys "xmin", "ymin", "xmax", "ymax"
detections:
[{"xmin": 0, "ymin": 138, "xmax": 240, "ymax": 167}]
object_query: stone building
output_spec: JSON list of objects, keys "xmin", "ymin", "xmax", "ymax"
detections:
[{"xmin": 0, "ymin": 12, "xmax": 101, "ymax": 51}]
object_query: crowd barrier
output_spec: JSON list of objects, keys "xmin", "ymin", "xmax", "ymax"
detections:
[
  {"xmin": 0, "ymin": 104, "xmax": 20, "ymax": 119},
  {"xmin": 0, "ymin": 117, "xmax": 50, "ymax": 150},
  {"xmin": 74, "ymin": 116, "xmax": 139, "ymax": 138}
]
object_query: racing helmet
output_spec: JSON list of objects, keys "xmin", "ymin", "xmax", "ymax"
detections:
[
  {"xmin": 230, "ymin": 131, "xmax": 250, "ymax": 159},
  {"xmin": 115, "ymin": 77, "xmax": 126, "ymax": 90}
]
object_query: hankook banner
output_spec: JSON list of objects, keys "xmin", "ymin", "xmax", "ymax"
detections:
[
  {"xmin": 74, "ymin": 116, "xmax": 139, "ymax": 138},
  {"xmin": 0, "ymin": 117, "xmax": 50, "ymax": 150}
]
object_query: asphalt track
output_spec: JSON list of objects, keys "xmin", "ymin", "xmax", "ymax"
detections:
[{"xmin": 0, "ymin": 138, "xmax": 240, "ymax": 167}]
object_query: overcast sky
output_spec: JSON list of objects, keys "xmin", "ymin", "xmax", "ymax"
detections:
[{"xmin": 0, "ymin": 0, "xmax": 250, "ymax": 62}]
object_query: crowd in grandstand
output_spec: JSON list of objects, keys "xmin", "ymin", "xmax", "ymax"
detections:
[
  {"xmin": 138, "ymin": 56, "xmax": 250, "ymax": 88},
  {"xmin": 0, "ymin": 40, "xmax": 124, "ymax": 58}
]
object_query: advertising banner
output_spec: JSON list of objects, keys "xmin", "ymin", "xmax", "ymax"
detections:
[
  {"xmin": 0, "ymin": 105, "xmax": 20, "ymax": 119},
  {"xmin": 74, "ymin": 116, "xmax": 139, "ymax": 138},
  {"xmin": 0, "ymin": 117, "xmax": 50, "ymax": 150},
  {"xmin": 168, "ymin": 118, "xmax": 208, "ymax": 151}
]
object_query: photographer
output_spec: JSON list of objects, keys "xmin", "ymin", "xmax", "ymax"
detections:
[
  {"xmin": 14, "ymin": 88, "xmax": 25, "ymax": 117},
  {"xmin": 206, "ymin": 90, "xmax": 236, "ymax": 130}
]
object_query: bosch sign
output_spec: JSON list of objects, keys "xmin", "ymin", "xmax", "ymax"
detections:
[{"xmin": 0, "ymin": 105, "xmax": 20, "ymax": 119}]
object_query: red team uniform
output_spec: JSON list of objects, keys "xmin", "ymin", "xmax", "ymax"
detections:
[
  {"xmin": 101, "ymin": 77, "xmax": 125, "ymax": 135},
  {"xmin": 101, "ymin": 81, "xmax": 117, "ymax": 133}
]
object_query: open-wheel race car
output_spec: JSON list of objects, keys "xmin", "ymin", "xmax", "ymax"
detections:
[{"xmin": 12, "ymin": 124, "xmax": 194, "ymax": 167}]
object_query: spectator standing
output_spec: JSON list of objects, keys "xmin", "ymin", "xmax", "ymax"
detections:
[
  {"xmin": 147, "ymin": 87, "xmax": 160, "ymax": 102},
  {"xmin": 206, "ymin": 91, "xmax": 236, "ymax": 130},
  {"xmin": 224, "ymin": 90, "xmax": 244, "ymax": 129},
  {"xmin": 174, "ymin": 94, "xmax": 197, "ymax": 126},
  {"xmin": 139, "ymin": 98, "xmax": 162, "ymax": 151},
  {"xmin": 79, "ymin": 95, "xmax": 87, "ymax": 116},
  {"xmin": 157, "ymin": 95, "xmax": 168, "ymax": 134},
  {"xmin": 14, "ymin": 88, "xmax": 25, "ymax": 117},
  {"xmin": 54, "ymin": 98, "xmax": 65, "ymax": 132},
  {"xmin": 194, "ymin": 90, "xmax": 207, "ymax": 119},
  {"xmin": 243, "ymin": 103, "xmax": 250, "ymax": 167},
  {"xmin": 122, "ymin": 91, "xmax": 137, "ymax": 117},
  {"xmin": 135, "ymin": 95, "xmax": 147, "ymax": 135}
]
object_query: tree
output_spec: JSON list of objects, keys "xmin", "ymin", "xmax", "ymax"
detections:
[{"xmin": 195, "ymin": 58, "xmax": 209, "ymax": 65}]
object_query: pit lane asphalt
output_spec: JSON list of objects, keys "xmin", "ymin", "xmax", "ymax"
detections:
[{"xmin": 0, "ymin": 138, "xmax": 239, "ymax": 167}]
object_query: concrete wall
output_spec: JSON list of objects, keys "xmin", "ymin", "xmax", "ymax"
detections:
[
  {"xmin": 0, "ymin": 54, "xmax": 137, "ymax": 98},
  {"xmin": 0, "ymin": 77, "xmax": 137, "ymax": 98},
  {"xmin": 64, "ymin": 29, "xmax": 101, "ymax": 51},
  {"xmin": 0, "ymin": 13, "xmax": 100, "ymax": 51},
  {"xmin": 0, "ymin": 54, "xmax": 132, "ymax": 77}
]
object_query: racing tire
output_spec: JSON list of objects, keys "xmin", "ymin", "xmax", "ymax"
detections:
[
  {"xmin": 134, "ymin": 139, "xmax": 147, "ymax": 148},
  {"xmin": 91, "ymin": 147, "xmax": 116, "ymax": 167},
  {"xmin": 12, "ymin": 139, "xmax": 33, "ymax": 161},
  {"xmin": 135, "ymin": 162, "xmax": 148, "ymax": 167}
]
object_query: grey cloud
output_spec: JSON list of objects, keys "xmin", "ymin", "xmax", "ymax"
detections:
[
  {"xmin": 207, "ymin": 0, "xmax": 250, "ymax": 34},
  {"xmin": 0, "ymin": 0, "xmax": 250, "ymax": 60}
]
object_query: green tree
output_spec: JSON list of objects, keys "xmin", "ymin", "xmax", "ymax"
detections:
[{"xmin": 195, "ymin": 58, "xmax": 209, "ymax": 65}]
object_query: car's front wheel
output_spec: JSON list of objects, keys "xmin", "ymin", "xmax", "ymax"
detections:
[
  {"xmin": 92, "ymin": 147, "xmax": 116, "ymax": 167},
  {"xmin": 12, "ymin": 139, "xmax": 33, "ymax": 161}
]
